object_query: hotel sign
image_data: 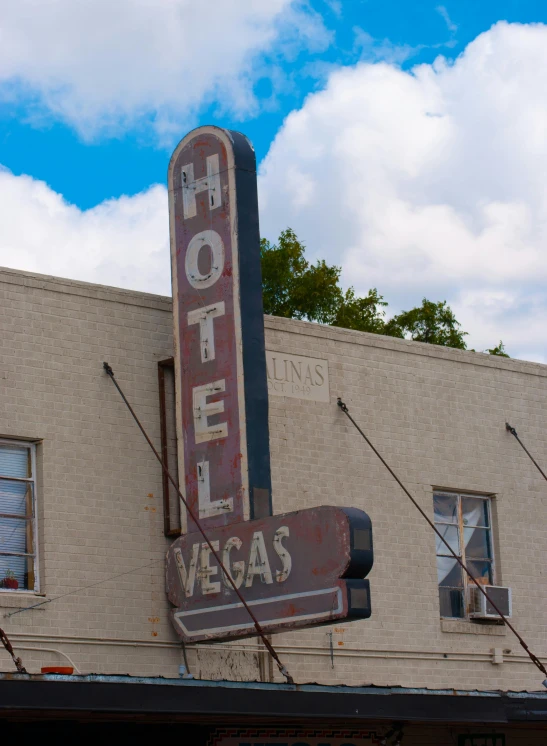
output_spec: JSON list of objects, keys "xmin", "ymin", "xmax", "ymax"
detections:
[
  {"xmin": 166, "ymin": 126, "xmax": 372, "ymax": 642},
  {"xmin": 168, "ymin": 126, "xmax": 271, "ymax": 533},
  {"xmin": 166, "ymin": 505, "xmax": 372, "ymax": 642}
]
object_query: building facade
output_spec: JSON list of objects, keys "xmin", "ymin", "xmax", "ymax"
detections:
[{"xmin": 1, "ymin": 265, "xmax": 546, "ymax": 700}]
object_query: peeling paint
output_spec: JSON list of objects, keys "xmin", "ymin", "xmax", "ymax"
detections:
[{"xmin": 166, "ymin": 506, "xmax": 373, "ymax": 643}]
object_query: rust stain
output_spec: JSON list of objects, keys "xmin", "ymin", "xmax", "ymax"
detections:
[
  {"xmin": 172, "ymin": 131, "xmax": 250, "ymax": 535},
  {"xmin": 283, "ymin": 603, "xmax": 306, "ymax": 617},
  {"xmin": 166, "ymin": 506, "xmax": 373, "ymax": 643}
]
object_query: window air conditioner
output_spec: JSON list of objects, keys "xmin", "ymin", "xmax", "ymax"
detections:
[{"xmin": 468, "ymin": 585, "xmax": 512, "ymax": 620}]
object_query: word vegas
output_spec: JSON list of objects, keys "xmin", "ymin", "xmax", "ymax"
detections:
[{"xmin": 173, "ymin": 527, "xmax": 292, "ymax": 597}]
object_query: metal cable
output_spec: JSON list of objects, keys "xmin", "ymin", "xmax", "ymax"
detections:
[
  {"xmin": 506, "ymin": 423, "xmax": 547, "ymax": 483},
  {"xmin": 103, "ymin": 362, "xmax": 294, "ymax": 685},
  {"xmin": 0, "ymin": 626, "xmax": 27, "ymax": 673},
  {"xmin": 337, "ymin": 397, "xmax": 547, "ymax": 682},
  {"xmin": 3, "ymin": 558, "xmax": 165, "ymax": 619}
]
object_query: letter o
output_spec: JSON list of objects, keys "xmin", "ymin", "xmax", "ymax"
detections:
[{"xmin": 185, "ymin": 230, "xmax": 225, "ymax": 289}]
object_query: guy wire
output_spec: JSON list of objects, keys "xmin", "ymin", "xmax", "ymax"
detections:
[
  {"xmin": 103, "ymin": 362, "xmax": 294, "ymax": 685},
  {"xmin": 4, "ymin": 558, "xmax": 165, "ymax": 619},
  {"xmin": 337, "ymin": 397, "xmax": 547, "ymax": 682},
  {"xmin": 505, "ymin": 423, "xmax": 547, "ymax": 483}
]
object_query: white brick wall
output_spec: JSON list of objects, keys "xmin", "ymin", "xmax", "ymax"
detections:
[{"xmin": 0, "ymin": 267, "xmax": 545, "ymax": 691}]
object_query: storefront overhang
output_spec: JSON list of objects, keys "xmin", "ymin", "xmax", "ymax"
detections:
[{"xmin": 0, "ymin": 673, "xmax": 546, "ymax": 725}]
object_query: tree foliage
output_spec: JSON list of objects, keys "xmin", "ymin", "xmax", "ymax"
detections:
[
  {"xmin": 485, "ymin": 341, "xmax": 509, "ymax": 357},
  {"xmin": 333, "ymin": 287, "xmax": 388, "ymax": 334},
  {"xmin": 384, "ymin": 299, "xmax": 468, "ymax": 349},
  {"xmin": 260, "ymin": 229, "xmax": 342, "ymax": 324},
  {"xmin": 261, "ymin": 228, "xmax": 388, "ymax": 333},
  {"xmin": 260, "ymin": 228, "xmax": 508, "ymax": 356}
]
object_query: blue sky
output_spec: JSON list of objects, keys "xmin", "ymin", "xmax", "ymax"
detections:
[
  {"xmin": 1, "ymin": 0, "xmax": 540, "ymax": 208},
  {"xmin": 1, "ymin": 1, "xmax": 547, "ymax": 360}
]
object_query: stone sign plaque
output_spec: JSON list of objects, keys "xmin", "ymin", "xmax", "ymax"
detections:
[{"xmin": 266, "ymin": 351, "xmax": 330, "ymax": 403}]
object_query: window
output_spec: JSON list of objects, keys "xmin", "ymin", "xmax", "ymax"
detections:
[
  {"xmin": 434, "ymin": 491, "xmax": 494, "ymax": 618},
  {"xmin": 0, "ymin": 441, "xmax": 38, "ymax": 592}
]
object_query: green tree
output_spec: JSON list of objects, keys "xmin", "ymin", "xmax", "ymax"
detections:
[
  {"xmin": 261, "ymin": 228, "xmax": 506, "ymax": 355},
  {"xmin": 485, "ymin": 341, "xmax": 509, "ymax": 357},
  {"xmin": 333, "ymin": 287, "xmax": 388, "ymax": 334},
  {"xmin": 260, "ymin": 228, "xmax": 342, "ymax": 324},
  {"xmin": 384, "ymin": 299, "xmax": 468, "ymax": 349},
  {"xmin": 260, "ymin": 228, "xmax": 388, "ymax": 333}
]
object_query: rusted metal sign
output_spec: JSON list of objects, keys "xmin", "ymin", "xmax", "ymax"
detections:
[
  {"xmin": 168, "ymin": 126, "xmax": 271, "ymax": 534},
  {"xmin": 166, "ymin": 126, "xmax": 373, "ymax": 643},
  {"xmin": 166, "ymin": 506, "xmax": 372, "ymax": 642}
]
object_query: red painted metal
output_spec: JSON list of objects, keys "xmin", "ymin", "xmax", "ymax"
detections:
[
  {"xmin": 170, "ymin": 132, "xmax": 242, "ymax": 533},
  {"xmin": 166, "ymin": 506, "xmax": 372, "ymax": 643},
  {"xmin": 165, "ymin": 127, "xmax": 374, "ymax": 647},
  {"xmin": 168, "ymin": 126, "xmax": 271, "ymax": 535},
  {"xmin": 41, "ymin": 666, "xmax": 74, "ymax": 675}
]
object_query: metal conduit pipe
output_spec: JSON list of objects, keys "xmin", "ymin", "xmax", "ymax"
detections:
[
  {"xmin": 12, "ymin": 634, "xmax": 180, "ymax": 649},
  {"xmin": 197, "ymin": 648, "xmax": 534, "ymax": 664},
  {"xmin": 9, "ymin": 634, "xmax": 536, "ymax": 665},
  {"xmin": 188, "ymin": 645, "xmax": 535, "ymax": 666},
  {"xmin": 189, "ymin": 646, "xmax": 493, "ymax": 664},
  {"xmin": 3, "ymin": 641, "xmax": 533, "ymax": 678},
  {"xmin": 8, "ymin": 631, "xmax": 517, "ymax": 656},
  {"xmin": 13, "ymin": 646, "xmax": 82, "ymax": 674}
]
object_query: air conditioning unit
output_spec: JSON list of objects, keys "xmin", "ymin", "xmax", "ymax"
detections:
[{"xmin": 468, "ymin": 585, "xmax": 512, "ymax": 620}]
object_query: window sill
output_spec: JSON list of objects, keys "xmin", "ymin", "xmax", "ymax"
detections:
[
  {"xmin": 441, "ymin": 618, "xmax": 507, "ymax": 636},
  {"xmin": 0, "ymin": 592, "xmax": 47, "ymax": 610}
]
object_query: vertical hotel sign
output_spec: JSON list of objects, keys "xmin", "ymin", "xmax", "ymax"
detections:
[
  {"xmin": 166, "ymin": 126, "xmax": 373, "ymax": 643},
  {"xmin": 168, "ymin": 126, "xmax": 271, "ymax": 534}
]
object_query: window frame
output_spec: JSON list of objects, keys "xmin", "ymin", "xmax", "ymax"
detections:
[
  {"xmin": 0, "ymin": 438, "xmax": 40, "ymax": 593},
  {"xmin": 434, "ymin": 490, "xmax": 496, "ymax": 620}
]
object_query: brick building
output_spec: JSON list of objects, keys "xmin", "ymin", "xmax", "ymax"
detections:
[{"xmin": 1, "ymin": 265, "xmax": 546, "ymax": 741}]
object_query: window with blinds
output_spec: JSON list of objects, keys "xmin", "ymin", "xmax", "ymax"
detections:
[{"xmin": 0, "ymin": 441, "xmax": 38, "ymax": 592}]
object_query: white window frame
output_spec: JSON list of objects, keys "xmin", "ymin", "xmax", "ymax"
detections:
[
  {"xmin": 434, "ymin": 491, "xmax": 496, "ymax": 620},
  {"xmin": 0, "ymin": 439, "xmax": 39, "ymax": 593}
]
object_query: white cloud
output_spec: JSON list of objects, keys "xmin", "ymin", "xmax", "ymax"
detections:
[
  {"xmin": 0, "ymin": 0, "xmax": 329, "ymax": 139},
  {"xmin": 0, "ymin": 167, "xmax": 170, "ymax": 295},
  {"xmin": 353, "ymin": 27, "xmax": 422, "ymax": 66},
  {"xmin": 436, "ymin": 5, "xmax": 458, "ymax": 34},
  {"xmin": 258, "ymin": 22, "xmax": 547, "ymax": 360},
  {"xmin": 2, "ymin": 21, "xmax": 547, "ymax": 362}
]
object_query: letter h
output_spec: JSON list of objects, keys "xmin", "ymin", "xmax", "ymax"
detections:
[{"xmin": 181, "ymin": 154, "xmax": 221, "ymax": 219}]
